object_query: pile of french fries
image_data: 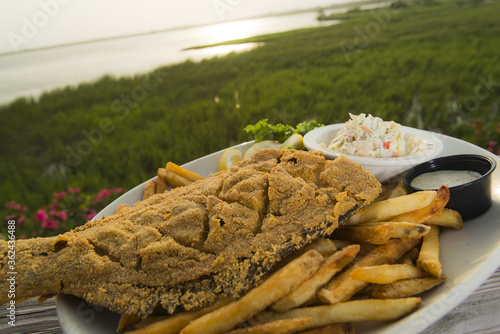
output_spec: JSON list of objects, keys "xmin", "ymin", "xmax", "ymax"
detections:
[
  {"xmin": 143, "ymin": 162, "xmax": 205, "ymax": 199},
  {"xmin": 127, "ymin": 163, "xmax": 463, "ymax": 334}
]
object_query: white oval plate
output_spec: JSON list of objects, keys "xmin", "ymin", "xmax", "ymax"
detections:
[
  {"xmin": 303, "ymin": 124, "xmax": 443, "ymax": 182},
  {"xmin": 57, "ymin": 134, "xmax": 500, "ymax": 334}
]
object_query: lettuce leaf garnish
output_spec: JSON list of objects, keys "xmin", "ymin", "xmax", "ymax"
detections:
[{"xmin": 244, "ymin": 119, "xmax": 324, "ymax": 143}]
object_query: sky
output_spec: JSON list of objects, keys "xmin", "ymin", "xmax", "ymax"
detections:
[{"xmin": 0, "ymin": 0, "xmax": 346, "ymax": 54}]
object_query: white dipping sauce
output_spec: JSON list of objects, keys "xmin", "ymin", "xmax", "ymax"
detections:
[{"xmin": 410, "ymin": 170, "xmax": 482, "ymax": 189}]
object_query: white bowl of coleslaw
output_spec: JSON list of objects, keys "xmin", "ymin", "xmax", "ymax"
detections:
[{"xmin": 303, "ymin": 119, "xmax": 443, "ymax": 182}]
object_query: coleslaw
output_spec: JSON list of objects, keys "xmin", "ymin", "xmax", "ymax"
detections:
[{"xmin": 328, "ymin": 114, "xmax": 427, "ymax": 158}]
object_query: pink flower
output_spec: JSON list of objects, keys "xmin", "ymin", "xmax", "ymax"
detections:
[
  {"xmin": 36, "ymin": 209, "xmax": 48, "ymax": 223},
  {"xmin": 56, "ymin": 211, "xmax": 68, "ymax": 220},
  {"xmin": 18, "ymin": 215, "xmax": 26, "ymax": 224},
  {"xmin": 49, "ymin": 208, "xmax": 56, "ymax": 216},
  {"xmin": 5, "ymin": 201, "xmax": 17, "ymax": 209},
  {"xmin": 53, "ymin": 192, "xmax": 66, "ymax": 199},
  {"xmin": 92, "ymin": 189, "xmax": 111, "ymax": 204},
  {"xmin": 3, "ymin": 201, "xmax": 26, "ymax": 212},
  {"xmin": 99, "ymin": 189, "xmax": 110, "ymax": 198},
  {"xmin": 46, "ymin": 220, "xmax": 59, "ymax": 229},
  {"xmin": 116, "ymin": 188, "xmax": 124, "ymax": 194},
  {"xmin": 83, "ymin": 209, "xmax": 97, "ymax": 221},
  {"xmin": 68, "ymin": 187, "xmax": 81, "ymax": 193}
]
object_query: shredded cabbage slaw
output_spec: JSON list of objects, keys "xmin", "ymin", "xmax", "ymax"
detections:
[{"xmin": 328, "ymin": 113, "xmax": 427, "ymax": 158}]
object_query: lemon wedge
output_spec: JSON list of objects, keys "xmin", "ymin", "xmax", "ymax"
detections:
[
  {"xmin": 281, "ymin": 133, "xmax": 305, "ymax": 150},
  {"xmin": 218, "ymin": 149, "xmax": 243, "ymax": 171},
  {"xmin": 243, "ymin": 140, "xmax": 281, "ymax": 160}
]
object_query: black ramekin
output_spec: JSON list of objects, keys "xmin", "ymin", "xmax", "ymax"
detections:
[{"xmin": 403, "ymin": 154, "xmax": 497, "ymax": 220}]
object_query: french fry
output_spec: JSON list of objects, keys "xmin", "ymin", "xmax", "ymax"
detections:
[
  {"xmin": 318, "ymin": 238, "xmax": 421, "ymax": 305},
  {"xmin": 355, "ymin": 243, "xmax": 378, "ymax": 258},
  {"xmin": 143, "ymin": 180, "xmax": 156, "ymax": 199},
  {"xmin": 299, "ymin": 323, "xmax": 354, "ymax": 334},
  {"xmin": 390, "ymin": 186, "xmax": 450, "ymax": 224},
  {"xmin": 399, "ymin": 257, "xmax": 413, "ymax": 266},
  {"xmin": 130, "ymin": 315, "xmax": 167, "ymax": 331},
  {"xmin": 387, "ymin": 180, "xmax": 408, "ymax": 199},
  {"xmin": 331, "ymin": 225, "xmax": 396, "ymax": 245},
  {"xmin": 166, "ymin": 162, "xmax": 204, "ymax": 182},
  {"xmin": 155, "ymin": 176, "xmax": 168, "ymax": 194},
  {"xmin": 331, "ymin": 239, "xmax": 352, "ymax": 250},
  {"xmin": 389, "ymin": 222, "xmax": 431, "ymax": 239},
  {"xmin": 359, "ymin": 222, "xmax": 431, "ymax": 239},
  {"xmin": 302, "ymin": 239, "xmax": 337, "ymax": 258},
  {"xmin": 227, "ymin": 317, "xmax": 313, "ymax": 334},
  {"xmin": 417, "ymin": 225, "xmax": 442, "ymax": 277},
  {"xmin": 397, "ymin": 247, "xmax": 420, "ymax": 265},
  {"xmin": 347, "ymin": 191, "xmax": 437, "ymax": 225},
  {"xmin": 273, "ymin": 245, "xmax": 360, "ymax": 313},
  {"xmin": 273, "ymin": 239, "xmax": 336, "ymax": 272},
  {"xmin": 158, "ymin": 168, "xmax": 192, "ymax": 187},
  {"xmin": 374, "ymin": 184, "xmax": 397, "ymax": 202},
  {"xmin": 129, "ymin": 298, "xmax": 232, "ymax": 334},
  {"xmin": 255, "ymin": 298, "xmax": 422, "ymax": 328},
  {"xmin": 370, "ymin": 275, "xmax": 447, "ymax": 299},
  {"xmin": 424, "ymin": 208, "xmax": 464, "ymax": 229},
  {"xmin": 117, "ymin": 313, "xmax": 142, "ymax": 332},
  {"xmin": 179, "ymin": 250, "xmax": 324, "ymax": 334},
  {"xmin": 350, "ymin": 264, "xmax": 426, "ymax": 284}
]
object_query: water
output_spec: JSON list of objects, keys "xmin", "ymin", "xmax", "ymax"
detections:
[
  {"xmin": 0, "ymin": 2, "xmax": 388, "ymax": 106},
  {"xmin": 0, "ymin": 10, "xmax": 334, "ymax": 106}
]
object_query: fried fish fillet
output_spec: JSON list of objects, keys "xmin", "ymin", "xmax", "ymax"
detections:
[{"xmin": 0, "ymin": 149, "xmax": 381, "ymax": 318}]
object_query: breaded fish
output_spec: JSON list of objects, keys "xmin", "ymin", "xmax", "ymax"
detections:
[{"xmin": 0, "ymin": 149, "xmax": 381, "ymax": 318}]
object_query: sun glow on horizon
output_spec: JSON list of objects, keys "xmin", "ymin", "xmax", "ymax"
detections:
[{"xmin": 202, "ymin": 19, "xmax": 261, "ymax": 44}]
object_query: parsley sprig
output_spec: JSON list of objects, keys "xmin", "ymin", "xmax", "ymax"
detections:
[{"xmin": 244, "ymin": 119, "xmax": 324, "ymax": 143}]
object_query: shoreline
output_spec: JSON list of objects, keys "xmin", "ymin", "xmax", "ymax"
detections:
[
  {"xmin": 0, "ymin": 0, "xmax": 389, "ymax": 58},
  {"xmin": 0, "ymin": 0, "xmax": 392, "ymax": 107}
]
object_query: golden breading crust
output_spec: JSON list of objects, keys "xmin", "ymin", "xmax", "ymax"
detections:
[{"xmin": 0, "ymin": 149, "xmax": 381, "ymax": 318}]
